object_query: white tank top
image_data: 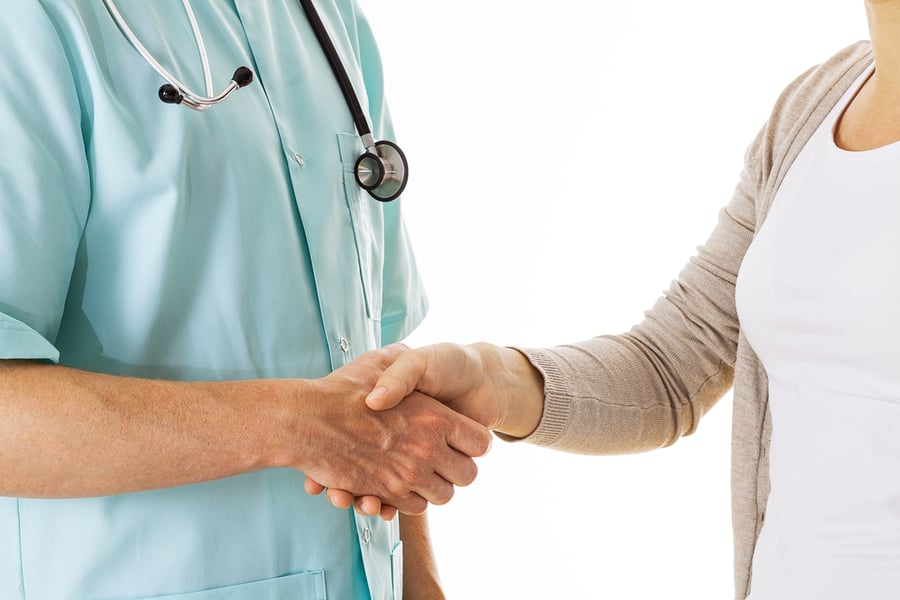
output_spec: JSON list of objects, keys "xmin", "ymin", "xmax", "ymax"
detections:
[{"xmin": 736, "ymin": 64, "xmax": 900, "ymax": 599}]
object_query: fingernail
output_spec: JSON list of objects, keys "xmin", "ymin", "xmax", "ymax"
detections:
[{"xmin": 366, "ymin": 386, "xmax": 388, "ymax": 404}]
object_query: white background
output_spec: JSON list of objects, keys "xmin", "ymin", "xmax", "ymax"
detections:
[{"xmin": 363, "ymin": 2, "xmax": 869, "ymax": 598}]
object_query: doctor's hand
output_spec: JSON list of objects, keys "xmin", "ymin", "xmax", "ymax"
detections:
[
  {"xmin": 295, "ymin": 345, "xmax": 492, "ymax": 517},
  {"xmin": 306, "ymin": 343, "xmax": 545, "ymax": 518}
]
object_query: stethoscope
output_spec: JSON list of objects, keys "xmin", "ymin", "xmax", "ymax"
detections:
[{"xmin": 101, "ymin": 0, "xmax": 408, "ymax": 202}]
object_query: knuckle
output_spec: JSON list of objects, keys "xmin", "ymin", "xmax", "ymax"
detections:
[
  {"xmin": 398, "ymin": 463, "xmax": 420, "ymax": 485},
  {"xmin": 385, "ymin": 342, "xmax": 409, "ymax": 357},
  {"xmin": 385, "ymin": 479, "xmax": 408, "ymax": 499},
  {"xmin": 408, "ymin": 350, "xmax": 429, "ymax": 374},
  {"xmin": 426, "ymin": 414, "xmax": 447, "ymax": 438},
  {"xmin": 417, "ymin": 441, "xmax": 438, "ymax": 462}
]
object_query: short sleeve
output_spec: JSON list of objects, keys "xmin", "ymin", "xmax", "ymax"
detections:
[
  {"xmin": 0, "ymin": 314, "xmax": 61, "ymax": 362},
  {"xmin": 350, "ymin": 2, "xmax": 429, "ymax": 345},
  {"xmin": 0, "ymin": 3, "xmax": 91, "ymax": 361}
]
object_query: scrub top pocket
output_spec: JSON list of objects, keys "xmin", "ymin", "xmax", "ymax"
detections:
[
  {"xmin": 135, "ymin": 570, "xmax": 326, "ymax": 600},
  {"xmin": 337, "ymin": 132, "xmax": 385, "ymax": 322}
]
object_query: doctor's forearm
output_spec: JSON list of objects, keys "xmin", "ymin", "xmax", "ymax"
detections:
[
  {"xmin": 0, "ymin": 360, "xmax": 296, "ymax": 498},
  {"xmin": 400, "ymin": 512, "xmax": 446, "ymax": 600},
  {"xmin": 0, "ymin": 354, "xmax": 488, "ymax": 512}
]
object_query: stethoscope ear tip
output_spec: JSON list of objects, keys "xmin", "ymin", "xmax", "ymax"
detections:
[
  {"xmin": 158, "ymin": 84, "xmax": 184, "ymax": 104},
  {"xmin": 232, "ymin": 67, "xmax": 254, "ymax": 88}
]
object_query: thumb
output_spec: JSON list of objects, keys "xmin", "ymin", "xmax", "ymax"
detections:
[
  {"xmin": 364, "ymin": 384, "xmax": 401, "ymax": 411},
  {"xmin": 365, "ymin": 349, "xmax": 429, "ymax": 411}
]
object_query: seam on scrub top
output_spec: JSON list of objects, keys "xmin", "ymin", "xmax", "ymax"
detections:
[
  {"xmin": 16, "ymin": 499, "xmax": 26, "ymax": 600},
  {"xmin": 379, "ymin": 311, "xmax": 409, "ymax": 327}
]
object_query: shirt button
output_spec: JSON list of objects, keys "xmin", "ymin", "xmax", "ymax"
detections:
[
  {"xmin": 363, "ymin": 527, "xmax": 371, "ymax": 544},
  {"xmin": 339, "ymin": 337, "xmax": 350, "ymax": 353},
  {"xmin": 293, "ymin": 152, "xmax": 305, "ymax": 167}
]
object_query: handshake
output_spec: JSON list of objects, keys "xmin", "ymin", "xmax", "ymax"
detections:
[{"xmin": 297, "ymin": 342, "xmax": 545, "ymax": 520}]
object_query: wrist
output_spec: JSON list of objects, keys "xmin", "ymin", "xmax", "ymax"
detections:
[
  {"xmin": 247, "ymin": 377, "xmax": 321, "ymax": 472},
  {"xmin": 492, "ymin": 346, "xmax": 545, "ymax": 439}
]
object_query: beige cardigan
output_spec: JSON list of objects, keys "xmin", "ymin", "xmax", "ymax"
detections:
[{"xmin": 517, "ymin": 42, "xmax": 873, "ymax": 599}]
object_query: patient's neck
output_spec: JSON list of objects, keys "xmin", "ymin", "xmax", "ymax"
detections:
[{"xmin": 867, "ymin": 0, "xmax": 900, "ymax": 97}]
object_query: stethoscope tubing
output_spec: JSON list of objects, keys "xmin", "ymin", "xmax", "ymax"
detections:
[
  {"xmin": 102, "ymin": 0, "xmax": 408, "ymax": 201},
  {"xmin": 295, "ymin": 0, "xmax": 374, "ymax": 143},
  {"xmin": 101, "ymin": 0, "xmax": 226, "ymax": 109}
]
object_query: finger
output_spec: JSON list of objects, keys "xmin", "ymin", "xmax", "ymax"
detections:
[
  {"xmin": 410, "ymin": 472, "xmax": 456, "ymax": 507},
  {"xmin": 431, "ymin": 446, "xmax": 482, "ymax": 489},
  {"xmin": 365, "ymin": 349, "xmax": 430, "ymax": 411},
  {"xmin": 326, "ymin": 488, "xmax": 354, "ymax": 510},
  {"xmin": 305, "ymin": 476, "xmax": 326, "ymax": 496},
  {"xmin": 446, "ymin": 412, "xmax": 493, "ymax": 459},
  {"xmin": 353, "ymin": 495, "xmax": 383, "ymax": 517},
  {"xmin": 392, "ymin": 492, "xmax": 429, "ymax": 516},
  {"xmin": 380, "ymin": 504, "xmax": 398, "ymax": 521}
]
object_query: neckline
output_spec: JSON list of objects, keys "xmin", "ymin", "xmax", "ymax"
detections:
[{"xmin": 830, "ymin": 62, "xmax": 900, "ymax": 155}]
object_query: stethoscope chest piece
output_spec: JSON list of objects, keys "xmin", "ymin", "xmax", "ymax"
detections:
[
  {"xmin": 105, "ymin": 0, "xmax": 411, "ymax": 202},
  {"xmin": 355, "ymin": 140, "xmax": 409, "ymax": 202}
]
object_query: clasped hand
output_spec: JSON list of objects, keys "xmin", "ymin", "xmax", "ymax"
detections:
[
  {"xmin": 305, "ymin": 342, "xmax": 530, "ymax": 520},
  {"xmin": 299, "ymin": 343, "xmax": 496, "ymax": 519}
]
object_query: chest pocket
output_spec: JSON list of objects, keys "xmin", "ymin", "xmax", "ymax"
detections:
[
  {"xmin": 135, "ymin": 570, "xmax": 325, "ymax": 599},
  {"xmin": 338, "ymin": 132, "xmax": 384, "ymax": 321}
]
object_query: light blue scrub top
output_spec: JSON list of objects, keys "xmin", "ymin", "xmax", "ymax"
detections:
[{"xmin": 0, "ymin": 1, "xmax": 427, "ymax": 599}]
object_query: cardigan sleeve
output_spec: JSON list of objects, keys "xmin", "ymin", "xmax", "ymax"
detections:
[{"xmin": 510, "ymin": 130, "xmax": 764, "ymax": 454}]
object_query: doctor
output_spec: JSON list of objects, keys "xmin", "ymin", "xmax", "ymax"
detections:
[{"xmin": 0, "ymin": 1, "xmax": 490, "ymax": 599}]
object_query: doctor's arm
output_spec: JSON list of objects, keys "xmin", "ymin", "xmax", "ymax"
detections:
[
  {"xmin": 400, "ymin": 512, "xmax": 445, "ymax": 599},
  {"xmin": 0, "ymin": 348, "xmax": 490, "ymax": 513}
]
